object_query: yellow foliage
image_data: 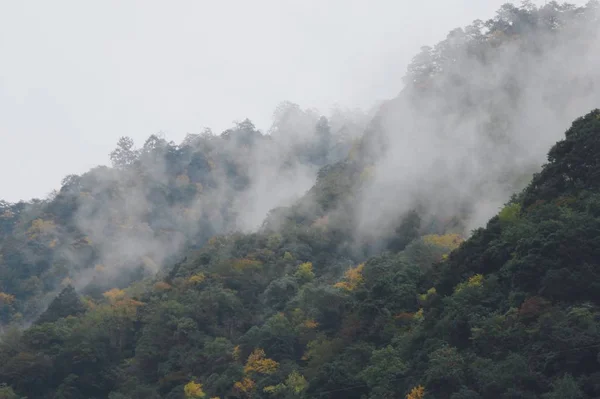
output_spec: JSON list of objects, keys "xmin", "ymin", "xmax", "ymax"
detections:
[
  {"xmin": 48, "ymin": 238, "xmax": 58, "ymax": 248},
  {"xmin": 154, "ymin": 281, "xmax": 172, "ymax": 291},
  {"xmin": 244, "ymin": 348, "xmax": 279, "ymax": 375},
  {"xmin": 295, "ymin": 262, "xmax": 315, "ymax": 282},
  {"xmin": 498, "ymin": 203, "xmax": 521, "ymax": 223},
  {"xmin": 232, "ymin": 345, "xmax": 241, "ymax": 361},
  {"xmin": 407, "ymin": 385, "xmax": 425, "ymax": 399},
  {"xmin": 422, "ymin": 233, "xmax": 463, "ymax": 250},
  {"xmin": 234, "ymin": 377, "xmax": 256, "ymax": 395},
  {"xmin": 103, "ymin": 288, "xmax": 126, "ymax": 303},
  {"xmin": 418, "ymin": 287, "xmax": 437, "ymax": 302},
  {"xmin": 188, "ymin": 273, "xmax": 206, "ymax": 285},
  {"xmin": 94, "ymin": 264, "xmax": 106, "ymax": 272},
  {"xmin": 184, "ymin": 381, "xmax": 206, "ymax": 398},
  {"xmin": 468, "ymin": 274, "xmax": 484, "ymax": 286},
  {"xmin": 455, "ymin": 274, "xmax": 484, "ymax": 294},
  {"xmin": 263, "ymin": 371, "xmax": 307, "ymax": 395},
  {"xmin": 27, "ymin": 218, "xmax": 56, "ymax": 239},
  {"xmin": 334, "ymin": 263, "xmax": 364, "ymax": 291},
  {"xmin": 263, "ymin": 385, "xmax": 282, "ymax": 394},
  {"xmin": 285, "ymin": 370, "xmax": 308, "ymax": 394},
  {"xmin": 0, "ymin": 292, "xmax": 15, "ymax": 305},
  {"xmin": 414, "ymin": 308, "xmax": 424, "ymax": 321}
]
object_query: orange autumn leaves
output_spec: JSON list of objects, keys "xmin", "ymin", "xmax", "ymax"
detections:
[
  {"xmin": 243, "ymin": 348, "xmax": 279, "ymax": 375},
  {"xmin": 334, "ymin": 263, "xmax": 364, "ymax": 291},
  {"xmin": 233, "ymin": 347, "xmax": 309, "ymax": 397},
  {"xmin": 102, "ymin": 288, "xmax": 144, "ymax": 318},
  {"xmin": 234, "ymin": 348, "xmax": 279, "ymax": 397},
  {"xmin": 407, "ymin": 385, "xmax": 425, "ymax": 399}
]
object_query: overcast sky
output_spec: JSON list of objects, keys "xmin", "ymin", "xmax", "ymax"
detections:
[{"xmin": 0, "ymin": 1, "xmax": 585, "ymax": 202}]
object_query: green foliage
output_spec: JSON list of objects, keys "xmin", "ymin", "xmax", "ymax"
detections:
[
  {"xmin": 387, "ymin": 210, "xmax": 421, "ymax": 252},
  {"xmin": 543, "ymin": 374, "xmax": 583, "ymax": 399},
  {"xmin": 294, "ymin": 262, "xmax": 315, "ymax": 284},
  {"xmin": 35, "ymin": 285, "xmax": 86, "ymax": 325},
  {"xmin": 498, "ymin": 203, "xmax": 521, "ymax": 224},
  {"xmin": 360, "ymin": 345, "xmax": 407, "ymax": 397},
  {"xmin": 1, "ymin": 4, "xmax": 600, "ymax": 399},
  {"xmin": 0, "ymin": 384, "xmax": 20, "ymax": 399}
]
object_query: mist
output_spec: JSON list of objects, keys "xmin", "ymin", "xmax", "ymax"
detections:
[
  {"xmin": 1, "ymin": 0, "xmax": 544, "ymax": 203},
  {"xmin": 1, "ymin": 1, "xmax": 599, "ymax": 327},
  {"xmin": 354, "ymin": 1, "xmax": 600, "ymax": 241}
]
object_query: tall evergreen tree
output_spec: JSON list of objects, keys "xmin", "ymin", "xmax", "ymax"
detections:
[{"xmin": 35, "ymin": 285, "xmax": 86, "ymax": 325}]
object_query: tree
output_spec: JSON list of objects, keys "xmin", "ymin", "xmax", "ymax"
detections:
[
  {"xmin": 0, "ymin": 384, "xmax": 20, "ymax": 399},
  {"xmin": 542, "ymin": 375, "xmax": 583, "ymax": 399},
  {"xmin": 243, "ymin": 348, "xmax": 279, "ymax": 375},
  {"xmin": 387, "ymin": 210, "xmax": 421, "ymax": 252},
  {"xmin": 334, "ymin": 264, "xmax": 365, "ymax": 291},
  {"xmin": 407, "ymin": 386, "xmax": 425, "ymax": 399},
  {"xmin": 35, "ymin": 285, "xmax": 86, "ymax": 325},
  {"xmin": 184, "ymin": 381, "xmax": 206, "ymax": 398},
  {"xmin": 109, "ymin": 136, "xmax": 138, "ymax": 168},
  {"xmin": 294, "ymin": 262, "xmax": 315, "ymax": 284},
  {"xmin": 311, "ymin": 116, "xmax": 332, "ymax": 165}
]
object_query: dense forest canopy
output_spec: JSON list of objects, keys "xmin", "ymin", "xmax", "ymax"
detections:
[{"xmin": 0, "ymin": 2, "xmax": 600, "ymax": 398}]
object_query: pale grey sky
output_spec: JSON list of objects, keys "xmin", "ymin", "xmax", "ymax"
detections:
[{"xmin": 0, "ymin": 1, "xmax": 580, "ymax": 202}]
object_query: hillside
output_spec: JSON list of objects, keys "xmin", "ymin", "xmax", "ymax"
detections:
[
  {"xmin": 0, "ymin": 114, "xmax": 361, "ymax": 326},
  {"xmin": 2, "ymin": 110, "xmax": 600, "ymax": 399},
  {"xmin": 0, "ymin": 2, "xmax": 600, "ymax": 399}
]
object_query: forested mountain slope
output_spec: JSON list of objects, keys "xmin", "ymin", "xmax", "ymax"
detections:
[
  {"xmin": 0, "ymin": 2, "xmax": 600, "ymax": 399},
  {"xmin": 263, "ymin": 0, "xmax": 600, "ymax": 257},
  {"xmin": 0, "ymin": 114, "xmax": 361, "ymax": 325},
  {"xmin": 2, "ymin": 110, "xmax": 600, "ymax": 399}
]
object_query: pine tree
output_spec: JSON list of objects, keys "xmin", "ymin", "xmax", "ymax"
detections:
[{"xmin": 35, "ymin": 285, "xmax": 86, "ymax": 325}]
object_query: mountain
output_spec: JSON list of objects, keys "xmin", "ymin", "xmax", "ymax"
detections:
[
  {"xmin": 2, "ymin": 110, "xmax": 600, "ymax": 399},
  {"xmin": 0, "ymin": 114, "xmax": 361, "ymax": 327},
  {"xmin": 0, "ymin": 2, "xmax": 600, "ymax": 399}
]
